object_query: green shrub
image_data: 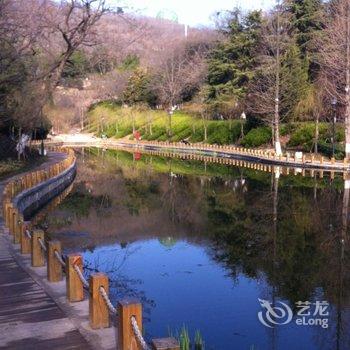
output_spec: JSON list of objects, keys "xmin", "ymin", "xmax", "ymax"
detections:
[
  {"xmin": 323, "ymin": 125, "xmax": 345, "ymax": 143},
  {"xmin": 241, "ymin": 127, "xmax": 271, "ymax": 147},
  {"xmin": 172, "ymin": 128, "xmax": 192, "ymax": 142},
  {"xmin": 207, "ymin": 121, "xmax": 241, "ymax": 145},
  {"xmin": 316, "ymin": 141, "xmax": 344, "ymax": 160},
  {"xmin": 287, "ymin": 123, "xmax": 344, "ymax": 152},
  {"xmin": 280, "ymin": 124, "xmax": 290, "ymax": 136},
  {"xmin": 288, "ymin": 124, "xmax": 314, "ymax": 147}
]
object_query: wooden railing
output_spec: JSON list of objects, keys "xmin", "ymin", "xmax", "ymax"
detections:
[
  {"xmin": 126, "ymin": 140, "xmax": 350, "ymax": 170},
  {"xmin": 37, "ymin": 138, "xmax": 350, "ymax": 171},
  {"xmin": 1, "ymin": 147, "xmax": 180, "ymax": 350}
]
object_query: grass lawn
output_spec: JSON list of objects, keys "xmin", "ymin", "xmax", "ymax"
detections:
[
  {"xmin": 87, "ymin": 101, "xmax": 346, "ymax": 158},
  {"xmin": 87, "ymin": 102, "xmax": 242, "ymax": 145}
]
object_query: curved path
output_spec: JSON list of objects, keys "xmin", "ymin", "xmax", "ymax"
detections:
[
  {"xmin": 46, "ymin": 133, "xmax": 350, "ymax": 173},
  {"xmin": 0, "ymin": 152, "xmax": 90, "ymax": 349}
]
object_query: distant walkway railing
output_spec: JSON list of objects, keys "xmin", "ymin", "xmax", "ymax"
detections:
[
  {"xmin": 111, "ymin": 143, "xmax": 349, "ymax": 180},
  {"xmin": 1, "ymin": 147, "xmax": 180, "ymax": 350},
  {"xmin": 37, "ymin": 138, "xmax": 350, "ymax": 172}
]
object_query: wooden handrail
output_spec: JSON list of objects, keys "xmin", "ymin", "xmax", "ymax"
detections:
[{"xmin": 1, "ymin": 145, "xmax": 181, "ymax": 349}]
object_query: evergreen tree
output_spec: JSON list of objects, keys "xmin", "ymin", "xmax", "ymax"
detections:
[
  {"xmin": 287, "ymin": 0, "xmax": 324, "ymax": 80},
  {"xmin": 288, "ymin": 0, "xmax": 324, "ymax": 53},
  {"xmin": 123, "ymin": 68, "xmax": 155, "ymax": 106},
  {"xmin": 207, "ymin": 10, "xmax": 263, "ymax": 115},
  {"xmin": 62, "ymin": 50, "xmax": 91, "ymax": 78},
  {"xmin": 281, "ymin": 43, "xmax": 310, "ymax": 121}
]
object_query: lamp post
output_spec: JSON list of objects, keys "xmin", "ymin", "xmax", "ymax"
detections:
[
  {"xmin": 240, "ymin": 112, "xmax": 246, "ymax": 139},
  {"xmin": 331, "ymin": 98, "xmax": 337, "ymax": 158}
]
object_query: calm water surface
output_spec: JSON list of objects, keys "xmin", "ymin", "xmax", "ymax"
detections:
[{"xmin": 38, "ymin": 148, "xmax": 350, "ymax": 350}]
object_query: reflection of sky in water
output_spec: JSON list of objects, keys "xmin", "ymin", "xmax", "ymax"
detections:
[
  {"xmin": 82, "ymin": 239, "xmax": 326, "ymax": 350},
  {"xmin": 41, "ymin": 149, "xmax": 348, "ymax": 350}
]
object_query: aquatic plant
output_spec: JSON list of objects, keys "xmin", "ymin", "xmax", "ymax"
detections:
[
  {"xmin": 168, "ymin": 326, "xmax": 204, "ymax": 350},
  {"xmin": 194, "ymin": 330, "xmax": 205, "ymax": 350},
  {"xmin": 179, "ymin": 326, "xmax": 190, "ymax": 350}
]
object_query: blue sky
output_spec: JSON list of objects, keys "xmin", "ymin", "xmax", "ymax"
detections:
[{"xmin": 110, "ymin": 0, "xmax": 275, "ymax": 26}]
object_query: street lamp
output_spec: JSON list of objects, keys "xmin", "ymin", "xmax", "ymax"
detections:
[
  {"xmin": 331, "ymin": 98, "xmax": 337, "ymax": 158},
  {"xmin": 240, "ymin": 112, "xmax": 246, "ymax": 139}
]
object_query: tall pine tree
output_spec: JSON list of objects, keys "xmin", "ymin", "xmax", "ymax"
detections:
[
  {"xmin": 281, "ymin": 43, "xmax": 310, "ymax": 121},
  {"xmin": 207, "ymin": 10, "xmax": 263, "ymax": 115},
  {"xmin": 287, "ymin": 0, "xmax": 324, "ymax": 79}
]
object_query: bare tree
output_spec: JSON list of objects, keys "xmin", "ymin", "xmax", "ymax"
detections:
[
  {"xmin": 247, "ymin": 2, "xmax": 291, "ymax": 154},
  {"xmin": 319, "ymin": 0, "xmax": 350, "ymax": 159},
  {"xmin": 0, "ymin": 0, "xmax": 46, "ymax": 131},
  {"xmin": 152, "ymin": 40, "xmax": 207, "ymax": 139},
  {"xmin": 42, "ymin": 0, "xmax": 107, "ymax": 93}
]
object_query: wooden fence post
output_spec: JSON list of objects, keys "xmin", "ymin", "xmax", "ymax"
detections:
[
  {"xmin": 152, "ymin": 338, "xmax": 180, "ymax": 350},
  {"xmin": 11, "ymin": 206, "xmax": 18, "ymax": 236},
  {"xmin": 9, "ymin": 208, "xmax": 14, "ymax": 235},
  {"xmin": 2, "ymin": 197, "xmax": 9, "ymax": 223},
  {"xmin": 9, "ymin": 182, "xmax": 15, "ymax": 197},
  {"xmin": 118, "ymin": 299, "xmax": 143, "ymax": 350},
  {"xmin": 4, "ymin": 202, "xmax": 11, "ymax": 228},
  {"xmin": 21, "ymin": 221, "xmax": 31, "ymax": 254},
  {"xmin": 47, "ymin": 240, "xmax": 63, "ymax": 282},
  {"xmin": 66, "ymin": 254, "xmax": 84, "ymax": 302},
  {"xmin": 89, "ymin": 273, "xmax": 109, "ymax": 329},
  {"xmin": 31, "ymin": 230, "xmax": 45, "ymax": 267},
  {"xmin": 25, "ymin": 174, "xmax": 30, "ymax": 189},
  {"xmin": 13, "ymin": 210, "xmax": 21, "ymax": 244}
]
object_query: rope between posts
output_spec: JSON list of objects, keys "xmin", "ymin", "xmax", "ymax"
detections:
[
  {"xmin": 99, "ymin": 286, "xmax": 117, "ymax": 315},
  {"xmin": 73, "ymin": 264, "xmax": 89, "ymax": 288},
  {"xmin": 25, "ymin": 229, "xmax": 32, "ymax": 239},
  {"xmin": 54, "ymin": 250, "xmax": 66, "ymax": 267},
  {"xmin": 131, "ymin": 316, "xmax": 150, "ymax": 350},
  {"xmin": 38, "ymin": 237, "xmax": 47, "ymax": 252}
]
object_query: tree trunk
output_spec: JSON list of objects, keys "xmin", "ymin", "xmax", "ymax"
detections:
[
  {"xmin": 17, "ymin": 128, "xmax": 22, "ymax": 161},
  {"xmin": 342, "ymin": 176, "xmax": 350, "ymax": 243},
  {"xmin": 274, "ymin": 1, "xmax": 282, "ymax": 156},
  {"xmin": 201, "ymin": 113, "xmax": 207, "ymax": 141},
  {"xmin": 168, "ymin": 103, "xmax": 173, "ymax": 140},
  {"xmin": 80, "ymin": 108, "xmax": 84, "ymax": 130},
  {"xmin": 315, "ymin": 111, "xmax": 319, "ymax": 154},
  {"xmin": 168, "ymin": 112, "xmax": 172, "ymax": 140},
  {"xmin": 148, "ymin": 114, "xmax": 153, "ymax": 135},
  {"xmin": 346, "ymin": 2, "xmax": 350, "ymax": 159}
]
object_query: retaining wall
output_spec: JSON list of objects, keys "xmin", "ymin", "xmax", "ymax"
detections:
[{"xmin": 13, "ymin": 160, "xmax": 76, "ymax": 220}]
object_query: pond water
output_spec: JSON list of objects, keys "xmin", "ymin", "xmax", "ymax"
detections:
[{"xmin": 38, "ymin": 148, "xmax": 350, "ymax": 350}]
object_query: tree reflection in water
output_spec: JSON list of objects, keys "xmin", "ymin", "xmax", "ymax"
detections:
[
  {"xmin": 83, "ymin": 244, "xmax": 156, "ymax": 321},
  {"xmin": 39, "ymin": 148, "xmax": 350, "ymax": 349}
]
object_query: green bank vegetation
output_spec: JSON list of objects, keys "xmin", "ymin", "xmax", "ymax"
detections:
[
  {"xmin": 88, "ymin": 103, "xmax": 345, "ymax": 158},
  {"xmin": 86, "ymin": 148, "xmax": 345, "ymax": 190}
]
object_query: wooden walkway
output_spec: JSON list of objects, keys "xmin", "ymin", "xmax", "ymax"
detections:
[
  {"xmin": 0, "ymin": 153, "xmax": 90, "ymax": 349},
  {"xmin": 40, "ymin": 137, "xmax": 350, "ymax": 172}
]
